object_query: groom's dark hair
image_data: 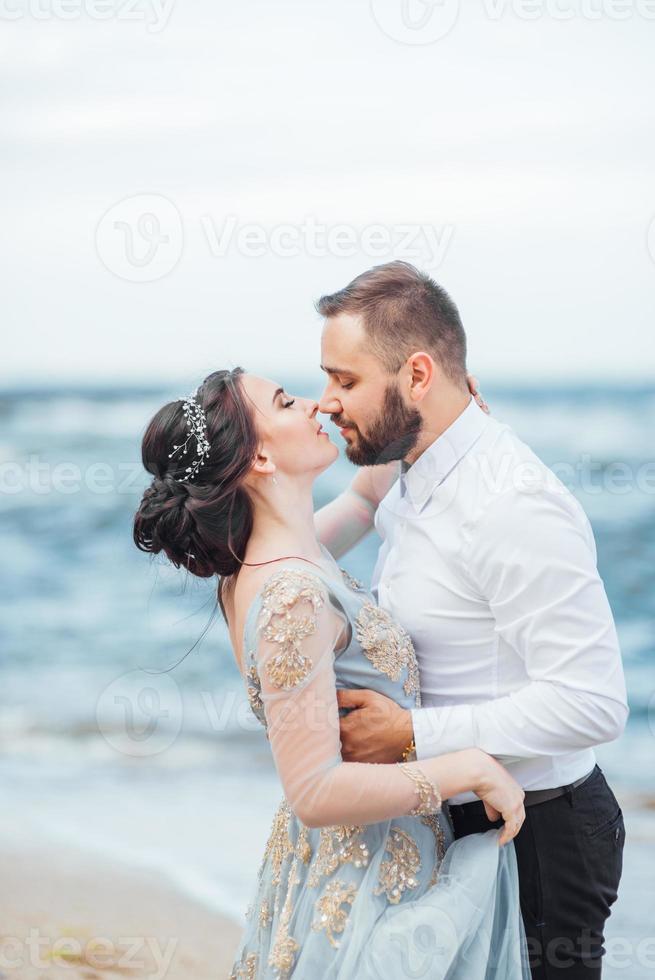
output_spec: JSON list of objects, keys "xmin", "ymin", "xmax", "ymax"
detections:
[{"xmin": 316, "ymin": 261, "xmax": 467, "ymax": 386}]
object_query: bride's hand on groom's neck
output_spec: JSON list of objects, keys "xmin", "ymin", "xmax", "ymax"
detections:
[
  {"xmin": 467, "ymin": 374, "xmax": 490, "ymax": 415},
  {"xmin": 337, "ymin": 689, "xmax": 413, "ymax": 765}
]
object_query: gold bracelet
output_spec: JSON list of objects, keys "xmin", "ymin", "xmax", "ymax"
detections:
[
  {"xmin": 400, "ymin": 737, "xmax": 416, "ymax": 763},
  {"xmin": 398, "ymin": 762, "xmax": 442, "ymax": 816}
]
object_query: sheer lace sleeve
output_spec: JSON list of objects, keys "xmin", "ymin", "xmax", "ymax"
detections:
[
  {"xmin": 314, "ymin": 488, "xmax": 376, "ymax": 560},
  {"xmin": 251, "ymin": 567, "xmax": 442, "ymax": 828}
]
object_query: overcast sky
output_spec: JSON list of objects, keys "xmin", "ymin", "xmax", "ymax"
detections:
[{"xmin": 3, "ymin": 0, "xmax": 655, "ymax": 386}]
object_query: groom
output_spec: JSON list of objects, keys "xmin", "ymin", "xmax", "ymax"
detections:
[{"xmin": 314, "ymin": 261, "xmax": 628, "ymax": 979}]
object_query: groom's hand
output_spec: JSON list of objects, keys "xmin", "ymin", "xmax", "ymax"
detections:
[{"xmin": 337, "ymin": 689, "xmax": 414, "ymax": 764}]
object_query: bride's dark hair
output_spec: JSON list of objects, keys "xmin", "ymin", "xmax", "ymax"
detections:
[{"xmin": 133, "ymin": 368, "xmax": 258, "ymax": 587}]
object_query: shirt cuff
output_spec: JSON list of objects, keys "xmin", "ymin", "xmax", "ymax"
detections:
[{"xmin": 411, "ymin": 704, "xmax": 476, "ymax": 760}]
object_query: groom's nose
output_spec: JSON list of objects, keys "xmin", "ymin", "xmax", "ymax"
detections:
[{"xmin": 318, "ymin": 385, "xmax": 342, "ymax": 417}]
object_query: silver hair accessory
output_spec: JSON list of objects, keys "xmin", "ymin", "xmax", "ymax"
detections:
[{"xmin": 168, "ymin": 386, "xmax": 211, "ymax": 481}]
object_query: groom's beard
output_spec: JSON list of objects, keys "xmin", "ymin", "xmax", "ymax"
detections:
[{"xmin": 333, "ymin": 383, "xmax": 423, "ymax": 467}]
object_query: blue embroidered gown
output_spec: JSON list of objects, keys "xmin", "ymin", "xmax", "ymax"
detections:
[{"xmin": 229, "ymin": 549, "xmax": 529, "ymax": 979}]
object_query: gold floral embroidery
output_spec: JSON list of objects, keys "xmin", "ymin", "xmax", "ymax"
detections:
[
  {"xmin": 420, "ymin": 813, "xmax": 447, "ymax": 888},
  {"xmin": 373, "ymin": 827, "xmax": 422, "ymax": 904},
  {"xmin": 406, "ymin": 654, "xmax": 421, "ymax": 708},
  {"xmin": 229, "ymin": 951, "xmax": 258, "ymax": 980},
  {"xmin": 259, "ymin": 899, "xmax": 272, "ymax": 929},
  {"xmin": 308, "ymin": 825, "xmax": 370, "ymax": 888},
  {"xmin": 260, "ymin": 798, "xmax": 295, "ymax": 886},
  {"xmin": 258, "ymin": 570, "xmax": 326, "ymax": 690},
  {"xmin": 246, "ymin": 664, "xmax": 264, "ymax": 717},
  {"xmin": 398, "ymin": 762, "xmax": 442, "ymax": 816},
  {"xmin": 268, "ymin": 855, "xmax": 301, "ymax": 978},
  {"xmin": 264, "ymin": 619, "xmax": 315, "ymax": 690},
  {"xmin": 295, "ymin": 823, "xmax": 312, "ymax": 865},
  {"xmin": 311, "ymin": 879, "xmax": 358, "ymax": 949},
  {"xmin": 355, "ymin": 603, "xmax": 421, "ymax": 706},
  {"xmin": 339, "ymin": 567, "xmax": 364, "ymax": 591},
  {"xmin": 259, "ymin": 570, "xmax": 325, "ymax": 629}
]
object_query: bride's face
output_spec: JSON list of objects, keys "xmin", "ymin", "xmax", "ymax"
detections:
[{"xmin": 241, "ymin": 374, "xmax": 339, "ymax": 479}]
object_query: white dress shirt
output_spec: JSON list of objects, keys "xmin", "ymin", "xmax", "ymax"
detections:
[{"xmin": 371, "ymin": 396, "xmax": 629, "ymax": 803}]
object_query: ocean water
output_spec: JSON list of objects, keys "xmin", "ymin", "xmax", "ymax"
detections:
[{"xmin": 1, "ymin": 380, "xmax": 653, "ymax": 971}]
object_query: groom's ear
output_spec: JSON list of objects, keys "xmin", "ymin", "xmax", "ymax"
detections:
[{"xmin": 407, "ymin": 352, "xmax": 435, "ymax": 403}]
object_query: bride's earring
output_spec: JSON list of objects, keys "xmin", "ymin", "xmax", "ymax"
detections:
[{"xmin": 271, "ymin": 475, "xmax": 278, "ymax": 486}]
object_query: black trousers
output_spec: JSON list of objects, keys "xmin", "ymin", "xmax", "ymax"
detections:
[{"xmin": 448, "ymin": 765, "xmax": 625, "ymax": 978}]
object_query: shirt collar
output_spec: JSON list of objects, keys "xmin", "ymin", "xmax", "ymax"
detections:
[{"xmin": 399, "ymin": 396, "xmax": 490, "ymax": 513}]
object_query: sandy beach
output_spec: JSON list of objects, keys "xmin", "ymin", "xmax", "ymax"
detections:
[
  {"xmin": 1, "ymin": 792, "xmax": 652, "ymax": 979},
  {"xmin": 0, "ymin": 843, "xmax": 244, "ymax": 979}
]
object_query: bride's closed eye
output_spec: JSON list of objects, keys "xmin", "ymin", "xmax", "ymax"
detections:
[{"xmin": 282, "ymin": 397, "xmax": 295, "ymax": 408}]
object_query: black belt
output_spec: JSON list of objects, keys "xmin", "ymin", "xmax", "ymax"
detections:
[{"xmin": 449, "ymin": 766, "xmax": 596, "ymax": 817}]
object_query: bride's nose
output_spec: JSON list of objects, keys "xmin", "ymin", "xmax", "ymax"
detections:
[{"xmin": 306, "ymin": 400, "xmax": 319, "ymax": 419}]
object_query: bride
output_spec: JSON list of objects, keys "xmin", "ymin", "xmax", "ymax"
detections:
[{"xmin": 133, "ymin": 368, "xmax": 529, "ymax": 979}]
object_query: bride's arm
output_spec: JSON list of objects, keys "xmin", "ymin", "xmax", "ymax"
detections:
[
  {"xmin": 253, "ymin": 568, "xmax": 524, "ymax": 842},
  {"xmin": 314, "ymin": 463, "xmax": 399, "ymax": 559}
]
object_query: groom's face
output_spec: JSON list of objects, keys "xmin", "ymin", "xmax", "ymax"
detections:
[{"xmin": 319, "ymin": 312, "xmax": 423, "ymax": 466}]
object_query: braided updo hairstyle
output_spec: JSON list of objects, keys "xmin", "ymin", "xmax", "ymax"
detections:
[{"xmin": 133, "ymin": 368, "xmax": 258, "ymax": 581}]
